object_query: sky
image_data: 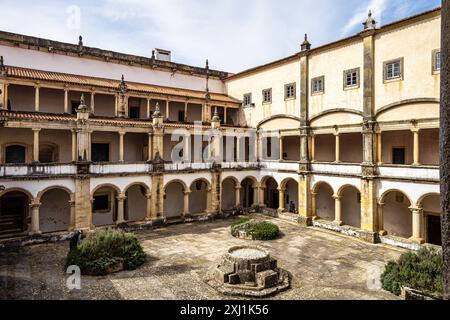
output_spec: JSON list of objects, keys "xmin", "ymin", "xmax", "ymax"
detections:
[{"xmin": 0, "ymin": 0, "xmax": 441, "ymax": 73}]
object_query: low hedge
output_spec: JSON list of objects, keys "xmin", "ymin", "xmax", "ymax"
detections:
[
  {"xmin": 231, "ymin": 218, "xmax": 280, "ymax": 241},
  {"xmin": 381, "ymin": 248, "xmax": 443, "ymax": 297},
  {"xmin": 66, "ymin": 229, "xmax": 146, "ymax": 276}
]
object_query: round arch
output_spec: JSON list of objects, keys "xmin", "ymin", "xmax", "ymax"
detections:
[
  {"xmin": 416, "ymin": 192, "xmax": 440, "ymax": 208},
  {"xmin": 39, "ymin": 187, "xmax": 72, "ymax": 233},
  {"xmin": 338, "ymin": 185, "xmax": 361, "ymax": 229},
  {"xmin": 379, "ymin": 189, "xmax": 413, "ymax": 206},
  {"xmin": 222, "ymin": 177, "xmax": 240, "ymax": 211},
  {"xmin": 189, "ymin": 178, "xmax": 210, "ymax": 214},
  {"xmin": 280, "ymin": 178, "xmax": 299, "ymax": 213},
  {"xmin": 123, "ymin": 182, "xmax": 150, "ymax": 195},
  {"xmin": 0, "ymin": 188, "xmax": 32, "ymax": 234},
  {"xmin": 91, "ymin": 183, "xmax": 121, "ymax": 198},
  {"xmin": 37, "ymin": 186, "xmax": 74, "ymax": 203},
  {"xmin": 240, "ymin": 176, "xmax": 258, "ymax": 187},
  {"xmin": 313, "ymin": 181, "xmax": 335, "ymax": 221},
  {"xmin": 312, "ymin": 181, "xmax": 335, "ymax": 195},
  {"xmin": 380, "ymin": 189, "xmax": 412, "ymax": 239},
  {"xmin": 164, "ymin": 179, "xmax": 189, "ymax": 193},
  {"xmin": 417, "ymin": 193, "xmax": 441, "ymax": 245},
  {"xmin": 261, "ymin": 176, "xmax": 279, "ymax": 209}
]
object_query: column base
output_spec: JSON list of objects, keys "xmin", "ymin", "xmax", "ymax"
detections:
[
  {"xmin": 333, "ymin": 220, "xmax": 344, "ymax": 226},
  {"xmin": 298, "ymin": 216, "xmax": 313, "ymax": 227},
  {"xmin": 409, "ymin": 237, "xmax": 425, "ymax": 244},
  {"xmin": 379, "ymin": 230, "xmax": 387, "ymax": 236},
  {"xmin": 28, "ymin": 231, "xmax": 42, "ymax": 237}
]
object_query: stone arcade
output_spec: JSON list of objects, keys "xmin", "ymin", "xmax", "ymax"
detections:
[{"xmin": 0, "ymin": 8, "xmax": 443, "ymax": 252}]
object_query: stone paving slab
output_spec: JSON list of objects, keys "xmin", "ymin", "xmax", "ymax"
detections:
[{"xmin": 0, "ymin": 215, "xmax": 405, "ymax": 300}]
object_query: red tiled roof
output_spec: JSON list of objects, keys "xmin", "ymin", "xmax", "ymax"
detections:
[{"xmin": 5, "ymin": 66, "xmax": 241, "ymax": 105}]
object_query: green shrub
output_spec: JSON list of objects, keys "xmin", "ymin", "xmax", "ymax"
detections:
[
  {"xmin": 66, "ymin": 229, "xmax": 146, "ymax": 276},
  {"xmin": 231, "ymin": 216, "xmax": 252, "ymax": 228},
  {"xmin": 231, "ymin": 218, "xmax": 280, "ymax": 241},
  {"xmin": 381, "ymin": 248, "xmax": 443, "ymax": 297},
  {"xmin": 249, "ymin": 221, "xmax": 280, "ymax": 241}
]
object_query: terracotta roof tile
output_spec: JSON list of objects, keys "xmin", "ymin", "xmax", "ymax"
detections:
[{"xmin": 6, "ymin": 66, "xmax": 241, "ymax": 105}]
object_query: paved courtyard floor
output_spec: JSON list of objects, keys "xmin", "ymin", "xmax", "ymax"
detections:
[{"xmin": 0, "ymin": 215, "xmax": 406, "ymax": 300}]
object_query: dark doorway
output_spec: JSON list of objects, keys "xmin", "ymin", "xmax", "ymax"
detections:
[
  {"xmin": 71, "ymin": 101, "xmax": 80, "ymax": 114},
  {"xmin": 392, "ymin": 148, "xmax": 406, "ymax": 165},
  {"xmin": 427, "ymin": 215, "xmax": 442, "ymax": 246},
  {"xmin": 92, "ymin": 143, "xmax": 110, "ymax": 162},
  {"xmin": 129, "ymin": 107, "xmax": 140, "ymax": 119},
  {"xmin": 0, "ymin": 192, "xmax": 29, "ymax": 235},
  {"xmin": 5, "ymin": 145, "xmax": 26, "ymax": 164},
  {"xmin": 178, "ymin": 111, "xmax": 185, "ymax": 122},
  {"xmin": 241, "ymin": 178, "xmax": 255, "ymax": 208}
]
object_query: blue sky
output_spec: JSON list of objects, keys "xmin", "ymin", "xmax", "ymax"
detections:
[{"xmin": 0, "ymin": 0, "xmax": 441, "ymax": 72}]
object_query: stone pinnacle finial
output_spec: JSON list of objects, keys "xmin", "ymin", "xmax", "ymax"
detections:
[
  {"xmin": 301, "ymin": 33, "xmax": 311, "ymax": 51},
  {"xmin": 153, "ymin": 102, "xmax": 162, "ymax": 118},
  {"xmin": 0, "ymin": 56, "xmax": 5, "ymax": 76},
  {"xmin": 77, "ymin": 93, "xmax": 88, "ymax": 112},
  {"xmin": 206, "ymin": 59, "xmax": 209, "ymax": 70},
  {"xmin": 118, "ymin": 74, "xmax": 127, "ymax": 94},
  {"xmin": 363, "ymin": 10, "xmax": 377, "ymax": 30},
  {"xmin": 212, "ymin": 106, "xmax": 220, "ymax": 122},
  {"xmin": 151, "ymin": 50, "xmax": 155, "ymax": 60}
]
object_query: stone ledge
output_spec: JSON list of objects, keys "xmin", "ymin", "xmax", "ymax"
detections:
[
  {"xmin": 401, "ymin": 287, "xmax": 442, "ymax": 300},
  {"xmin": 312, "ymin": 219, "xmax": 378, "ymax": 244}
]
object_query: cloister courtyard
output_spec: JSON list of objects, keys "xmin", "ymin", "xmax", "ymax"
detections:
[{"xmin": 0, "ymin": 215, "xmax": 406, "ymax": 300}]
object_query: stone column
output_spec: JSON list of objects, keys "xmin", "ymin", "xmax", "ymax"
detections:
[
  {"xmin": 71, "ymin": 130, "xmax": 77, "ymax": 162},
  {"xmin": 311, "ymin": 192, "xmax": 318, "ymax": 219},
  {"xmin": 147, "ymin": 133, "xmax": 153, "ymax": 161},
  {"xmin": 278, "ymin": 188, "xmax": 285, "ymax": 212},
  {"xmin": 279, "ymin": 136, "xmax": 284, "ymax": 161},
  {"xmin": 257, "ymin": 184, "xmax": 265, "ymax": 207},
  {"xmin": 410, "ymin": 207, "xmax": 424, "ymax": 243},
  {"xmin": 377, "ymin": 132, "xmax": 382, "ymax": 164},
  {"xmin": 184, "ymin": 101, "xmax": 188, "ymax": 122},
  {"xmin": 378, "ymin": 202, "xmax": 386, "ymax": 235},
  {"xmin": 32, "ymin": 128, "xmax": 40, "ymax": 163},
  {"xmin": 412, "ymin": 129, "xmax": 421, "ymax": 166},
  {"xmin": 236, "ymin": 137, "xmax": 241, "ymax": 162},
  {"xmin": 34, "ymin": 86, "xmax": 40, "ymax": 112},
  {"xmin": 69, "ymin": 199, "xmax": 76, "ymax": 231},
  {"xmin": 90, "ymin": 92, "xmax": 95, "ymax": 114},
  {"xmin": 0, "ymin": 82, "xmax": 8, "ymax": 110},
  {"xmin": 116, "ymin": 193, "xmax": 126, "ymax": 224},
  {"xmin": 235, "ymin": 186, "xmax": 241, "ymax": 208},
  {"xmin": 333, "ymin": 195, "xmax": 343, "ymax": 225},
  {"xmin": 165, "ymin": 100, "xmax": 170, "ymax": 120},
  {"xmin": 334, "ymin": 133, "xmax": 340, "ymax": 163},
  {"xmin": 119, "ymin": 132, "xmax": 125, "ymax": 162},
  {"xmin": 74, "ymin": 177, "xmax": 92, "ymax": 230},
  {"xmin": 183, "ymin": 191, "xmax": 190, "ymax": 217},
  {"xmin": 64, "ymin": 89, "xmax": 69, "ymax": 114},
  {"xmin": 150, "ymin": 174, "xmax": 164, "ymax": 219},
  {"xmin": 206, "ymin": 187, "xmax": 212, "ymax": 213},
  {"xmin": 147, "ymin": 99, "xmax": 151, "ymax": 119},
  {"xmin": 145, "ymin": 193, "xmax": 152, "ymax": 220},
  {"xmin": 224, "ymin": 107, "xmax": 228, "ymax": 124},
  {"xmin": 29, "ymin": 201, "xmax": 41, "ymax": 235}
]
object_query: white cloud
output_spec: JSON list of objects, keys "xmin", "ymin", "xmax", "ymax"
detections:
[
  {"xmin": 0, "ymin": 0, "xmax": 440, "ymax": 72},
  {"xmin": 341, "ymin": 0, "xmax": 388, "ymax": 36}
]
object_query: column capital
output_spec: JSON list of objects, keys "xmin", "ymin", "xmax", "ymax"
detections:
[
  {"xmin": 119, "ymin": 131, "xmax": 126, "ymax": 136},
  {"xmin": 409, "ymin": 206, "xmax": 423, "ymax": 214},
  {"xmin": 32, "ymin": 128, "xmax": 41, "ymax": 132},
  {"xmin": 277, "ymin": 187, "xmax": 286, "ymax": 192},
  {"xmin": 333, "ymin": 194, "xmax": 342, "ymax": 200},
  {"xmin": 29, "ymin": 201, "xmax": 41, "ymax": 208},
  {"xmin": 117, "ymin": 194, "xmax": 127, "ymax": 201},
  {"xmin": 183, "ymin": 190, "xmax": 192, "ymax": 196}
]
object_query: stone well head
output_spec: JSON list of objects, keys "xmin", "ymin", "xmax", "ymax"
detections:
[{"xmin": 210, "ymin": 245, "xmax": 290, "ymax": 297}]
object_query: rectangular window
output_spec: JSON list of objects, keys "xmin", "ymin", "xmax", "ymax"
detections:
[
  {"xmin": 243, "ymin": 93, "xmax": 252, "ymax": 106},
  {"xmin": 344, "ymin": 68, "xmax": 359, "ymax": 88},
  {"xmin": 384, "ymin": 59, "xmax": 403, "ymax": 81},
  {"xmin": 178, "ymin": 111, "xmax": 185, "ymax": 122},
  {"xmin": 285, "ymin": 83, "xmax": 296, "ymax": 100},
  {"xmin": 93, "ymin": 194, "xmax": 110, "ymax": 212},
  {"xmin": 92, "ymin": 143, "xmax": 110, "ymax": 162},
  {"xmin": 392, "ymin": 147, "xmax": 406, "ymax": 165},
  {"xmin": 312, "ymin": 76, "xmax": 324, "ymax": 94},
  {"xmin": 433, "ymin": 49, "xmax": 441, "ymax": 73},
  {"xmin": 262, "ymin": 89, "xmax": 272, "ymax": 104}
]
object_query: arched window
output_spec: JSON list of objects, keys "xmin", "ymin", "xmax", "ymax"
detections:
[
  {"xmin": 5, "ymin": 145, "xmax": 26, "ymax": 164},
  {"xmin": 39, "ymin": 143, "xmax": 58, "ymax": 163}
]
